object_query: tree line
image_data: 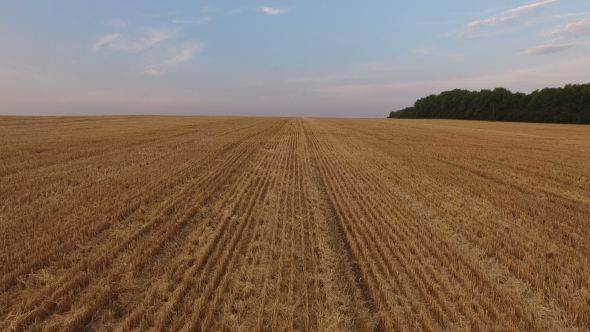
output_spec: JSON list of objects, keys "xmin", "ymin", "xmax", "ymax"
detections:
[{"xmin": 388, "ymin": 83, "xmax": 590, "ymax": 124}]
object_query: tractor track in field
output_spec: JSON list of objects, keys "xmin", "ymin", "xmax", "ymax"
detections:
[{"xmin": 302, "ymin": 120, "xmax": 385, "ymax": 332}]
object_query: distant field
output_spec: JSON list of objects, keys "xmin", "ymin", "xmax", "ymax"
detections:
[{"xmin": 1, "ymin": 116, "xmax": 589, "ymax": 331}]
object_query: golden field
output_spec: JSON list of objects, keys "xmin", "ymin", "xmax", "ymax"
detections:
[{"xmin": 1, "ymin": 116, "xmax": 589, "ymax": 331}]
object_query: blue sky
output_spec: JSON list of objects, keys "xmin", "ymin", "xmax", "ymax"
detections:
[{"xmin": 1, "ymin": 1, "xmax": 590, "ymax": 117}]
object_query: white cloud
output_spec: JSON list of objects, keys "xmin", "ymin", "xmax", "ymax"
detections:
[
  {"xmin": 106, "ymin": 19, "xmax": 128, "ymax": 27},
  {"xmin": 91, "ymin": 29, "xmax": 178, "ymax": 53},
  {"xmin": 91, "ymin": 26, "xmax": 202, "ymax": 76},
  {"xmin": 505, "ymin": 0, "xmax": 558, "ymax": 16},
  {"xmin": 91, "ymin": 34, "xmax": 121, "ymax": 51},
  {"xmin": 468, "ymin": 15, "xmax": 519, "ymax": 29},
  {"xmin": 518, "ymin": 17, "xmax": 590, "ymax": 56},
  {"xmin": 260, "ymin": 7, "xmax": 291, "ymax": 15},
  {"xmin": 542, "ymin": 18, "xmax": 590, "ymax": 40},
  {"xmin": 173, "ymin": 17, "xmax": 212, "ymax": 25},
  {"xmin": 467, "ymin": 0, "xmax": 557, "ymax": 29},
  {"xmin": 142, "ymin": 43, "xmax": 204, "ymax": 75},
  {"xmin": 518, "ymin": 43, "xmax": 576, "ymax": 55},
  {"xmin": 114, "ymin": 29, "xmax": 178, "ymax": 52}
]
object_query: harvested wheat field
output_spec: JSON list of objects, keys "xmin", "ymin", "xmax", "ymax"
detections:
[{"xmin": 1, "ymin": 116, "xmax": 590, "ymax": 331}]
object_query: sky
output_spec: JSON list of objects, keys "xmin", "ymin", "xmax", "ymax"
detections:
[{"xmin": 1, "ymin": 0, "xmax": 590, "ymax": 117}]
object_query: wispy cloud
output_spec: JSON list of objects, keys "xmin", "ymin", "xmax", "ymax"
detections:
[
  {"xmin": 173, "ymin": 17, "xmax": 212, "ymax": 26},
  {"xmin": 260, "ymin": 7, "xmax": 291, "ymax": 15},
  {"xmin": 106, "ymin": 19, "xmax": 128, "ymax": 27},
  {"xmin": 91, "ymin": 29, "xmax": 178, "ymax": 52},
  {"xmin": 518, "ymin": 17, "xmax": 590, "ymax": 56},
  {"xmin": 91, "ymin": 34, "xmax": 121, "ymax": 51},
  {"xmin": 448, "ymin": 0, "xmax": 558, "ymax": 40},
  {"xmin": 142, "ymin": 43, "xmax": 204, "ymax": 75},
  {"xmin": 468, "ymin": 15, "xmax": 519, "ymax": 29},
  {"xmin": 468, "ymin": 0, "xmax": 557, "ymax": 29},
  {"xmin": 91, "ymin": 24, "xmax": 202, "ymax": 76},
  {"xmin": 542, "ymin": 18, "xmax": 590, "ymax": 41},
  {"xmin": 519, "ymin": 43, "xmax": 576, "ymax": 55},
  {"xmin": 505, "ymin": 0, "xmax": 557, "ymax": 16}
]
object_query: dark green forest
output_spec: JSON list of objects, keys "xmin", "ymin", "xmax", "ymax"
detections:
[{"xmin": 388, "ymin": 83, "xmax": 590, "ymax": 124}]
